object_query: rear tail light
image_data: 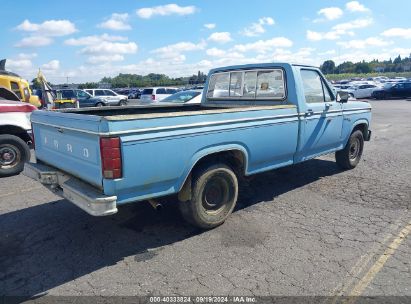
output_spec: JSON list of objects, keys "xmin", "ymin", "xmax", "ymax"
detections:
[
  {"xmin": 151, "ymin": 94, "xmax": 155, "ymax": 100},
  {"xmin": 100, "ymin": 137, "xmax": 122, "ymax": 179}
]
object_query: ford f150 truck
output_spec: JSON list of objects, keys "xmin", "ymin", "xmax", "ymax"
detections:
[{"xmin": 24, "ymin": 63, "xmax": 372, "ymax": 228}]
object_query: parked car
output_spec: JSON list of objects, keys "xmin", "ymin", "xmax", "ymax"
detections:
[
  {"xmin": 56, "ymin": 89, "xmax": 109, "ymax": 108},
  {"xmin": 159, "ymin": 90, "xmax": 202, "ymax": 105},
  {"xmin": 372, "ymin": 82, "xmax": 411, "ymax": 99},
  {"xmin": 25, "ymin": 62, "xmax": 371, "ymax": 229},
  {"xmin": 128, "ymin": 89, "xmax": 141, "ymax": 99},
  {"xmin": 140, "ymin": 87, "xmax": 178, "ymax": 103},
  {"xmin": 114, "ymin": 88, "xmax": 131, "ymax": 96},
  {"xmin": 84, "ymin": 89, "xmax": 128, "ymax": 106},
  {"xmin": 333, "ymin": 84, "xmax": 353, "ymax": 90},
  {"xmin": 347, "ymin": 84, "xmax": 379, "ymax": 99},
  {"xmin": 0, "ymin": 86, "xmax": 37, "ymax": 177}
]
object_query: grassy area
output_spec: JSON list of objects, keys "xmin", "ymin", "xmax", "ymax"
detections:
[{"xmin": 324, "ymin": 72, "xmax": 411, "ymax": 81}]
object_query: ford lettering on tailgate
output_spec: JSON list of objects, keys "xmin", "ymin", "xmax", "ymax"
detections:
[{"xmin": 40, "ymin": 129, "xmax": 98, "ymax": 164}]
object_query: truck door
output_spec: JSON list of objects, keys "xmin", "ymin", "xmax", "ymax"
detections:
[
  {"xmin": 298, "ymin": 69, "xmax": 344, "ymax": 161},
  {"xmin": 76, "ymin": 90, "xmax": 93, "ymax": 107}
]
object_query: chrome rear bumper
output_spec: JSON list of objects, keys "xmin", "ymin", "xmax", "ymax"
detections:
[{"xmin": 23, "ymin": 162, "xmax": 118, "ymax": 216}]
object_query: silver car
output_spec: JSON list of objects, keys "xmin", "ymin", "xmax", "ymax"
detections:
[{"xmin": 84, "ymin": 89, "xmax": 128, "ymax": 106}]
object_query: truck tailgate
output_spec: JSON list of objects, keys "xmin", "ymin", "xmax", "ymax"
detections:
[{"xmin": 31, "ymin": 111, "xmax": 103, "ymax": 188}]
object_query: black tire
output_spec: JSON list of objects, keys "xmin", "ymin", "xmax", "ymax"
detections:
[
  {"xmin": 96, "ymin": 102, "xmax": 104, "ymax": 107},
  {"xmin": 119, "ymin": 100, "xmax": 127, "ymax": 106},
  {"xmin": 335, "ymin": 130, "xmax": 364, "ymax": 170},
  {"xmin": 179, "ymin": 163, "xmax": 239, "ymax": 229},
  {"xmin": 0, "ymin": 134, "xmax": 31, "ymax": 177}
]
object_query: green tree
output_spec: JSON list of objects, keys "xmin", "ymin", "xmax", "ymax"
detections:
[
  {"xmin": 320, "ymin": 60, "xmax": 336, "ymax": 74},
  {"xmin": 31, "ymin": 78, "xmax": 41, "ymax": 90},
  {"xmin": 354, "ymin": 62, "xmax": 372, "ymax": 73},
  {"xmin": 336, "ymin": 61, "xmax": 355, "ymax": 74},
  {"xmin": 393, "ymin": 55, "xmax": 402, "ymax": 64}
]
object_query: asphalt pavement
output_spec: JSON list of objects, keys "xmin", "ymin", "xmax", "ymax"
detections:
[{"xmin": 0, "ymin": 99, "xmax": 410, "ymax": 298}]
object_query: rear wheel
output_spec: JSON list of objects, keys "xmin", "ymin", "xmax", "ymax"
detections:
[
  {"xmin": 335, "ymin": 130, "xmax": 364, "ymax": 170},
  {"xmin": 96, "ymin": 102, "xmax": 104, "ymax": 107},
  {"xmin": 0, "ymin": 135, "xmax": 31, "ymax": 177},
  {"xmin": 179, "ymin": 163, "xmax": 238, "ymax": 229}
]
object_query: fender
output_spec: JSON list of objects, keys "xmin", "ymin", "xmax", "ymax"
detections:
[
  {"xmin": 343, "ymin": 118, "xmax": 370, "ymax": 145},
  {"xmin": 177, "ymin": 143, "xmax": 250, "ymax": 192}
]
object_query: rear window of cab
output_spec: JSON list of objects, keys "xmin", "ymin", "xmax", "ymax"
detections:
[{"xmin": 207, "ymin": 69, "xmax": 286, "ymax": 100}]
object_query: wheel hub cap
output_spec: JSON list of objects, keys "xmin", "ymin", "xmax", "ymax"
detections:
[
  {"xmin": 349, "ymin": 138, "xmax": 360, "ymax": 160},
  {"xmin": 0, "ymin": 145, "xmax": 19, "ymax": 167},
  {"xmin": 202, "ymin": 175, "xmax": 231, "ymax": 213}
]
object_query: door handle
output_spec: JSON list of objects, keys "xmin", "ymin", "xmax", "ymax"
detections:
[{"xmin": 305, "ymin": 109, "xmax": 314, "ymax": 116}]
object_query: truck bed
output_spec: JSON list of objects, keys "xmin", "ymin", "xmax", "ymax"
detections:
[
  {"xmin": 57, "ymin": 103, "xmax": 293, "ymax": 120},
  {"xmin": 31, "ymin": 103, "xmax": 299, "ymax": 201}
]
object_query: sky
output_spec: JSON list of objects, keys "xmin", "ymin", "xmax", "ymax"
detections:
[{"xmin": 2, "ymin": 0, "xmax": 411, "ymax": 83}]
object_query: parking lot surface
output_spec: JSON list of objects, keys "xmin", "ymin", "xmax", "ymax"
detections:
[{"xmin": 0, "ymin": 100, "xmax": 410, "ymax": 297}]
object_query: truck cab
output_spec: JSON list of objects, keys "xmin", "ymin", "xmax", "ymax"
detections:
[{"xmin": 0, "ymin": 74, "xmax": 41, "ymax": 108}]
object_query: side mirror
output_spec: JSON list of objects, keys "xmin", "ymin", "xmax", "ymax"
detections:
[{"xmin": 336, "ymin": 90, "xmax": 349, "ymax": 103}]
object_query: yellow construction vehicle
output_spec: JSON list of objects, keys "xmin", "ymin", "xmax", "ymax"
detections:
[{"xmin": 0, "ymin": 59, "xmax": 41, "ymax": 108}]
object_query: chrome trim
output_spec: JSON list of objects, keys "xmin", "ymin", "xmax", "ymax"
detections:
[
  {"xmin": 31, "ymin": 107, "xmax": 371, "ymax": 137},
  {"xmin": 343, "ymin": 108, "xmax": 372, "ymax": 113},
  {"xmin": 23, "ymin": 162, "xmax": 118, "ymax": 216},
  {"xmin": 32, "ymin": 112, "xmax": 300, "ymax": 136}
]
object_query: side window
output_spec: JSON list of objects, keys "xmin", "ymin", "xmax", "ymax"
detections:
[
  {"xmin": 77, "ymin": 90, "xmax": 89, "ymax": 98},
  {"xmin": 243, "ymin": 71, "xmax": 257, "ymax": 97},
  {"xmin": 10, "ymin": 82, "xmax": 22, "ymax": 99},
  {"xmin": 85, "ymin": 90, "xmax": 93, "ymax": 95},
  {"xmin": 156, "ymin": 88, "xmax": 167, "ymax": 94},
  {"xmin": 207, "ymin": 73, "xmax": 229, "ymax": 98},
  {"xmin": 322, "ymin": 80, "xmax": 332, "ymax": 103},
  {"xmin": 62, "ymin": 90, "xmax": 75, "ymax": 99},
  {"xmin": 103, "ymin": 90, "xmax": 116, "ymax": 96},
  {"xmin": 229, "ymin": 72, "xmax": 242, "ymax": 97},
  {"xmin": 300, "ymin": 70, "xmax": 325, "ymax": 103},
  {"xmin": 95, "ymin": 90, "xmax": 105, "ymax": 96},
  {"xmin": 256, "ymin": 70, "xmax": 285, "ymax": 99},
  {"xmin": 23, "ymin": 87, "xmax": 30, "ymax": 101},
  {"xmin": 166, "ymin": 88, "xmax": 177, "ymax": 94}
]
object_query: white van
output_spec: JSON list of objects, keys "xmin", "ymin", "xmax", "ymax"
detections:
[{"xmin": 140, "ymin": 87, "xmax": 178, "ymax": 103}]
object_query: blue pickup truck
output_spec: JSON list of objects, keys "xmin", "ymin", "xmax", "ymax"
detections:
[{"xmin": 24, "ymin": 63, "xmax": 372, "ymax": 229}]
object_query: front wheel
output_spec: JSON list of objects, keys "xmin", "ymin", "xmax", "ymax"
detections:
[
  {"xmin": 95, "ymin": 102, "xmax": 104, "ymax": 107},
  {"xmin": 119, "ymin": 100, "xmax": 128, "ymax": 106},
  {"xmin": 178, "ymin": 163, "xmax": 239, "ymax": 229},
  {"xmin": 335, "ymin": 130, "xmax": 364, "ymax": 170},
  {"xmin": 0, "ymin": 135, "xmax": 31, "ymax": 177}
]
